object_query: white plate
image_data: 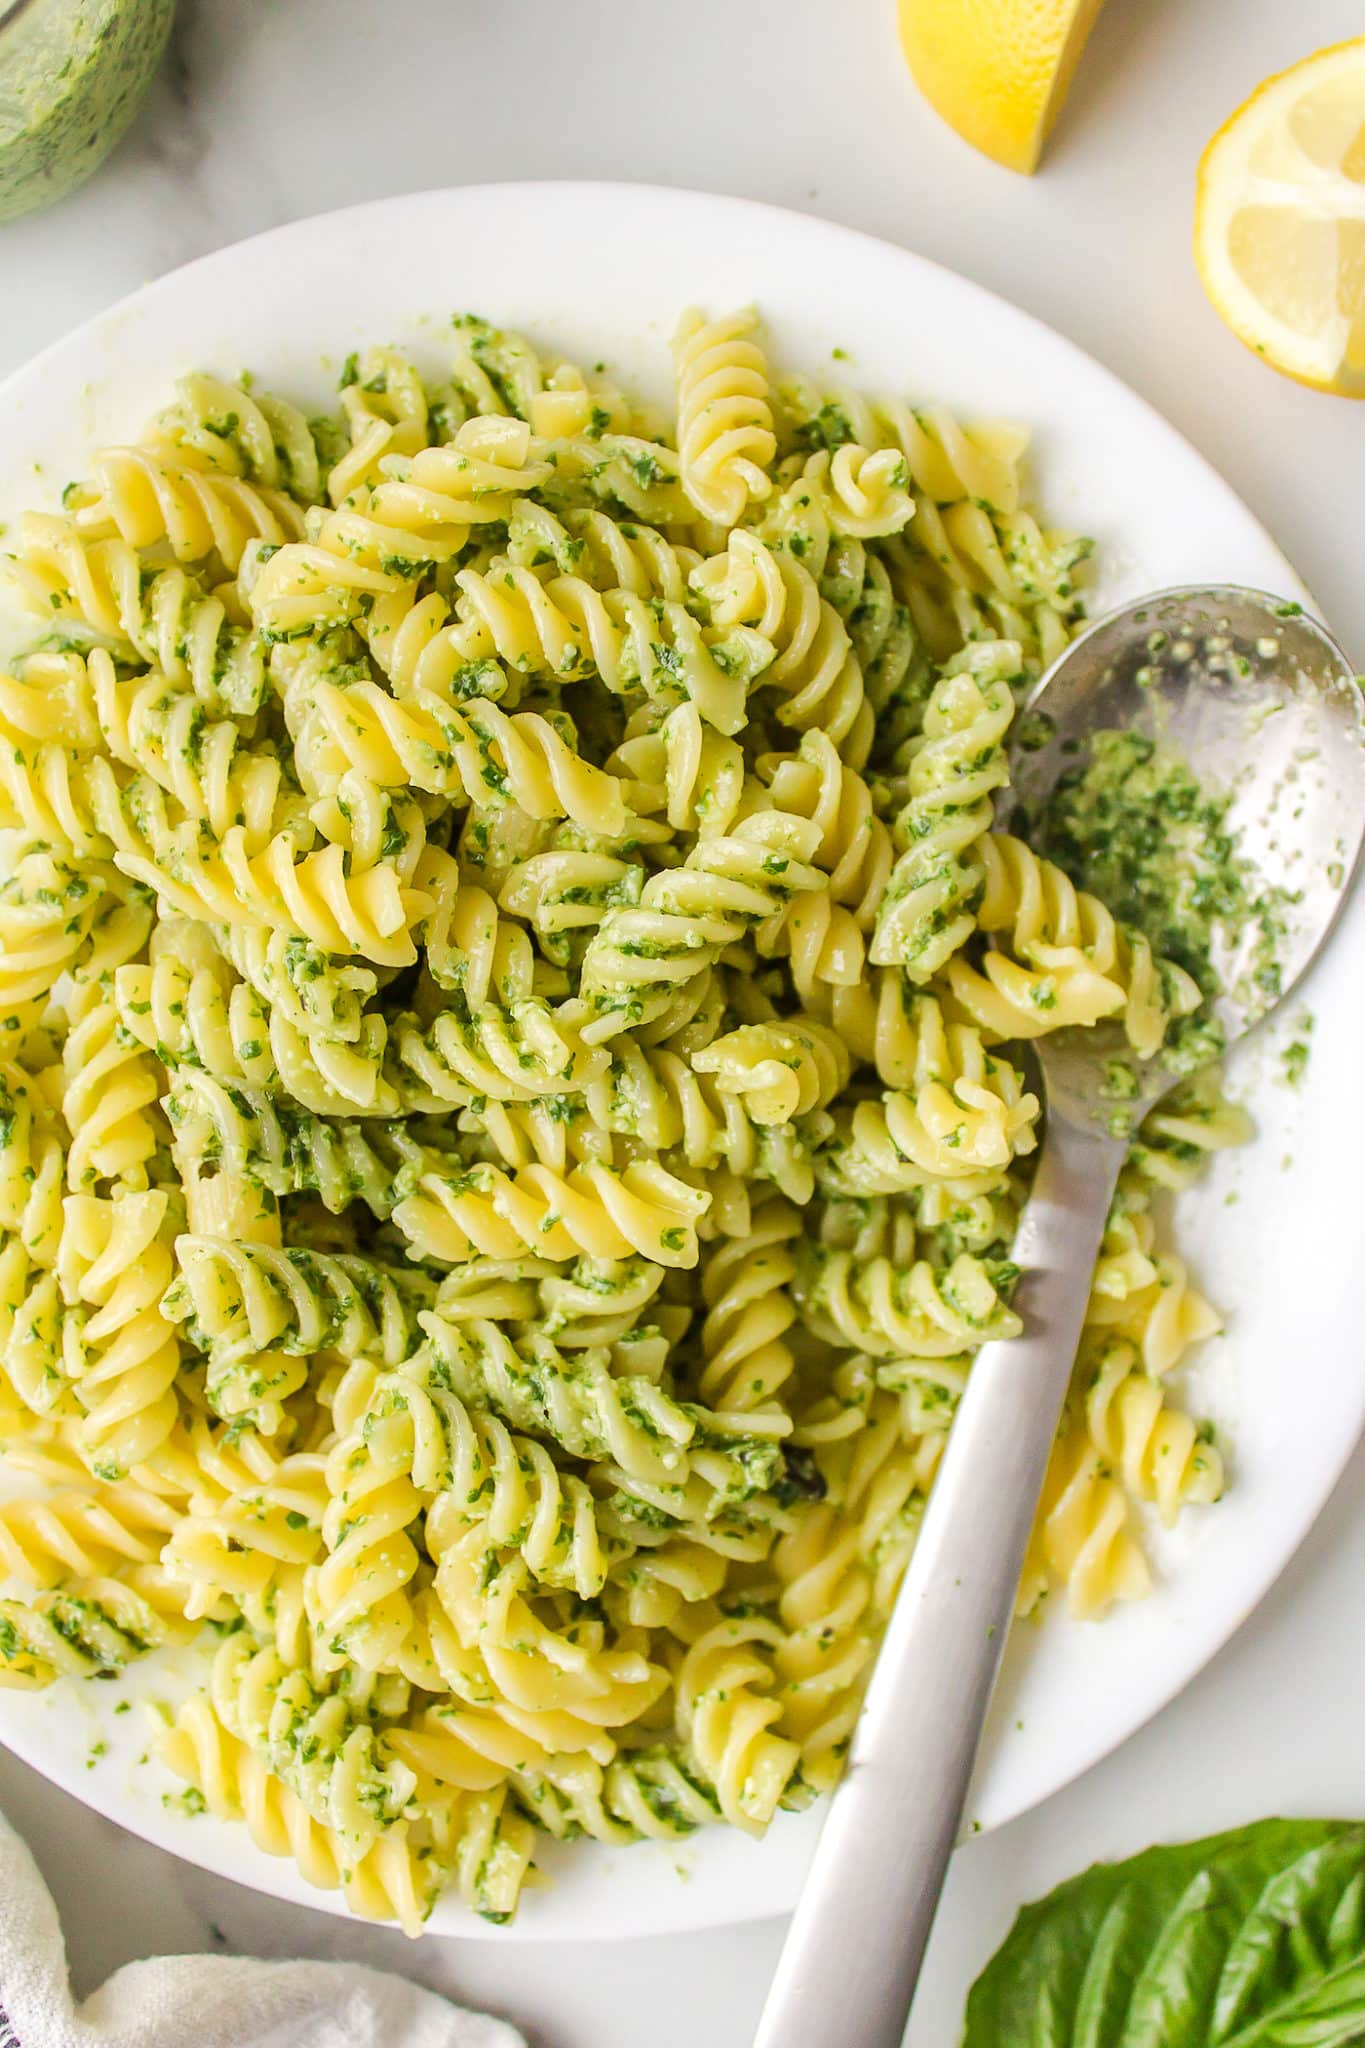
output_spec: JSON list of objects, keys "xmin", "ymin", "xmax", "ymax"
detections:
[{"xmin": 0, "ymin": 183, "xmax": 1356, "ymax": 1942}]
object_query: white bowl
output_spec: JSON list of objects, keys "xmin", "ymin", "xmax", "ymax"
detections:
[{"xmin": 0, "ymin": 182, "xmax": 1355, "ymax": 1941}]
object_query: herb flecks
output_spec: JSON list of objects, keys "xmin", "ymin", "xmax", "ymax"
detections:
[{"xmin": 1033, "ymin": 729, "xmax": 1293, "ymax": 1063}]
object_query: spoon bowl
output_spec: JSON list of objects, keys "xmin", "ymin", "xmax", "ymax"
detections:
[
  {"xmin": 1012, "ymin": 584, "xmax": 1365, "ymax": 1063},
  {"xmin": 1008, "ymin": 586, "xmax": 1365, "ymax": 1134}
]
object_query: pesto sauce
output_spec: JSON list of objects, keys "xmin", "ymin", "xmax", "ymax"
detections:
[
  {"xmin": 1281, "ymin": 1012, "xmax": 1314, "ymax": 1088},
  {"xmin": 1035, "ymin": 732, "xmax": 1237, "ymax": 988},
  {"xmin": 1032, "ymin": 730, "xmax": 1287, "ymax": 1063},
  {"xmin": 0, "ymin": 0, "xmax": 174, "ymax": 222}
]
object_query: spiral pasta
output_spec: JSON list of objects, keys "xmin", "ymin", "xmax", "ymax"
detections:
[
  {"xmin": 580, "ymin": 1031, "xmax": 829, "ymax": 1205},
  {"xmin": 329, "ymin": 347, "xmax": 436, "ymax": 502},
  {"xmin": 818, "ymin": 1063, "xmax": 1038, "ymax": 1190},
  {"xmin": 871, "ymin": 642, "xmax": 1018, "ymax": 977},
  {"xmin": 1080, "ymin": 1336, "xmax": 1223, "ymax": 1526},
  {"xmin": 315, "ymin": 1347, "xmax": 624, "ymax": 1680},
  {"xmin": 420, "ymin": 1310, "xmax": 700, "ymax": 1484},
  {"xmin": 771, "ymin": 1386, "xmax": 937, "ymax": 1790},
  {"xmin": 757, "ymin": 729, "xmax": 893, "ymax": 918},
  {"xmin": 160, "ymin": 1451, "xmax": 328, "ymax": 1628},
  {"xmin": 691, "ymin": 1016, "xmax": 847, "ymax": 1126},
  {"xmin": 149, "ymin": 371, "xmax": 325, "ymax": 504},
  {"xmin": 509, "ymin": 500, "xmax": 701, "ymax": 599},
  {"xmin": 0, "ymin": 846, "xmax": 129, "ymax": 1036},
  {"xmin": 0, "ymin": 1576, "xmax": 192, "ymax": 1686},
  {"xmin": 83, "ymin": 765, "xmax": 435, "ymax": 969},
  {"xmin": 292, "ymin": 673, "xmax": 630, "ymax": 834},
  {"xmin": 776, "ymin": 378, "xmax": 1090, "ymax": 661},
  {"xmin": 392, "ymin": 1152, "xmax": 712, "ymax": 1270},
  {"xmin": 244, "ymin": 418, "xmax": 551, "ymax": 639},
  {"xmin": 0, "ymin": 1481, "xmax": 179, "ymax": 1587},
  {"xmin": 777, "ymin": 380, "xmax": 1027, "ymax": 514},
  {"xmin": 0, "ymin": 306, "xmax": 1244, "ymax": 1928},
  {"xmin": 672, "ymin": 307, "xmax": 777, "ymax": 528},
  {"xmin": 159, "ymin": 1696, "xmax": 452, "ymax": 1934},
  {"xmin": 55, "ymin": 1189, "xmax": 183, "ymax": 1478},
  {"xmin": 673, "ymin": 1607, "xmax": 798, "ymax": 1830},
  {"xmin": 794, "ymin": 1244, "xmax": 1022, "ymax": 1359},
  {"xmin": 0, "ymin": 1060, "xmax": 65, "ymax": 1265},
  {"xmin": 9, "ymin": 514, "xmax": 270, "ymax": 717},
  {"xmin": 693, "ymin": 530, "xmax": 874, "ymax": 762},
  {"xmin": 436, "ymin": 558, "xmax": 772, "ymax": 738},
  {"xmin": 693, "ymin": 1196, "xmax": 802, "ymax": 1425},
  {"xmin": 114, "ymin": 943, "xmax": 390, "ymax": 1118},
  {"xmin": 71, "ymin": 445, "xmax": 306, "ymax": 569},
  {"xmin": 1021, "ymin": 1425, "xmax": 1151, "ymax": 1621},
  {"xmin": 85, "ymin": 650, "xmax": 288, "ymax": 851},
  {"xmin": 577, "ymin": 808, "xmax": 827, "ymax": 1036},
  {"xmin": 944, "ymin": 832, "xmax": 1202, "ymax": 1052},
  {"xmin": 164, "ymin": 1237, "xmax": 435, "ymax": 1373},
  {"xmin": 825, "ymin": 988, "xmax": 1039, "ymax": 1178},
  {"xmin": 61, "ymin": 987, "xmax": 166, "ymax": 1194},
  {"xmin": 766, "ymin": 444, "xmax": 916, "ymax": 544}
]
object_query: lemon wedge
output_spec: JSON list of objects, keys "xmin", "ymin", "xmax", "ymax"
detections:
[
  {"xmin": 1196, "ymin": 37, "xmax": 1365, "ymax": 396},
  {"xmin": 897, "ymin": 0, "xmax": 1106, "ymax": 174}
]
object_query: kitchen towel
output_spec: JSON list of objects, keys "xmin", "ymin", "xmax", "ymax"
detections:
[{"xmin": 0, "ymin": 1809, "xmax": 526, "ymax": 2048}]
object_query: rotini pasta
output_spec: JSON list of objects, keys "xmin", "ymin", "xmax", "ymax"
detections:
[
  {"xmin": 71, "ymin": 445, "xmax": 306, "ymax": 569},
  {"xmin": 8, "ymin": 516, "xmax": 270, "ymax": 716},
  {"xmin": 944, "ymin": 831, "xmax": 1203, "ymax": 1053},
  {"xmin": 0, "ymin": 307, "xmax": 1244, "ymax": 1930},
  {"xmin": 871, "ymin": 642, "xmax": 1018, "ymax": 978},
  {"xmin": 673, "ymin": 307, "xmax": 777, "ymax": 528}
]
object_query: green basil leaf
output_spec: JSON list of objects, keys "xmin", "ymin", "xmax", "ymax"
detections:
[{"xmin": 963, "ymin": 1819, "xmax": 1365, "ymax": 2047}]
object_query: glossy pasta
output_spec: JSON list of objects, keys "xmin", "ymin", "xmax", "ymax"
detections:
[{"xmin": 0, "ymin": 308, "xmax": 1241, "ymax": 1926}]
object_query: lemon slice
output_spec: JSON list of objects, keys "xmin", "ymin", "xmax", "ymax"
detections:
[
  {"xmin": 1196, "ymin": 37, "xmax": 1365, "ymax": 395},
  {"xmin": 897, "ymin": 0, "xmax": 1106, "ymax": 174}
]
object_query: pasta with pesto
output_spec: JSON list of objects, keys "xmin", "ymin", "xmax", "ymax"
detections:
[{"xmin": 0, "ymin": 307, "xmax": 1245, "ymax": 1928}]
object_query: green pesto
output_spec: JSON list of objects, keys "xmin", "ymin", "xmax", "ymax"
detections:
[
  {"xmin": 0, "ymin": 0, "xmax": 175, "ymax": 221},
  {"xmin": 1281, "ymin": 1012, "xmax": 1314, "ymax": 1087},
  {"xmin": 1036, "ymin": 732, "xmax": 1239, "ymax": 993},
  {"xmin": 1034, "ymin": 729, "xmax": 1294, "ymax": 1063}
]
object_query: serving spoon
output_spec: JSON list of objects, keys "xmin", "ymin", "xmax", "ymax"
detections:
[{"xmin": 755, "ymin": 586, "xmax": 1365, "ymax": 2048}]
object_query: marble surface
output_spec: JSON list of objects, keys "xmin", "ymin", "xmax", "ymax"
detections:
[{"xmin": 3, "ymin": 0, "xmax": 1365, "ymax": 2041}]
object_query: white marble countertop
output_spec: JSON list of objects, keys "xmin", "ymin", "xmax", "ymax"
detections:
[{"xmin": 3, "ymin": 1, "xmax": 1364, "ymax": 2041}]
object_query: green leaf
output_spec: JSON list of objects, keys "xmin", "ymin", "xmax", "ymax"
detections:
[{"xmin": 963, "ymin": 1820, "xmax": 1365, "ymax": 2048}]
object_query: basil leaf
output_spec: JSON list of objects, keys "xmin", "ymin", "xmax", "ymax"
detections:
[{"xmin": 964, "ymin": 1819, "xmax": 1365, "ymax": 2047}]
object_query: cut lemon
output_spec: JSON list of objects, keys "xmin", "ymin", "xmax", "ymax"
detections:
[
  {"xmin": 896, "ymin": 0, "xmax": 1106, "ymax": 174},
  {"xmin": 1196, "ymin": 38, "xmax": 1365, "ymax": 396}
]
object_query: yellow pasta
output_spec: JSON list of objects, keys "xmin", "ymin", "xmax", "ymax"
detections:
[
  {"xmin": 0, "ymin": 306, "xmax": 1242, "ymax": 1929},
  {"xmin": 71, "ymin": 445, "xmax": 306, "ymax": 568},
  {"xmin": 673, "ymin": 307, "xmax": 777, "ymax": 527}
]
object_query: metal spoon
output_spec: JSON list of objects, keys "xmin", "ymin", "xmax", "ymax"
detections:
[{"xmin": 755, "ymin": 586, "xmax": 1365, "ymax": 2048}]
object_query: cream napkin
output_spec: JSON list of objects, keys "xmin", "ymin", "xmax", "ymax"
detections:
[{"xmin": 0, "ymin": 1810, "xmax": 526, "ymax": 2048}]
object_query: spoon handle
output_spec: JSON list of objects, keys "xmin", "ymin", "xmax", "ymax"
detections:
[{"xmin": 754, "ymin": 1114, "xmax": 1126, "ymax": 2048}]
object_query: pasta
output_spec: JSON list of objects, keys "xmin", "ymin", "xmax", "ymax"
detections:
[
  {"xmin": 673, "ymin": 308, "xmax": 777, "ymax": 527},
  {"xmin": 0, "ymin": 311, "xmax": 1243, "ymax": 1928}
]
